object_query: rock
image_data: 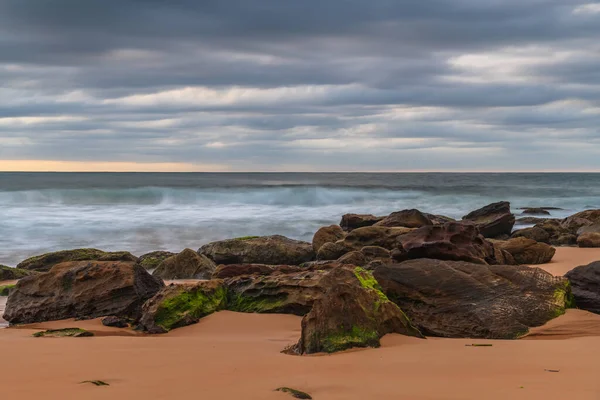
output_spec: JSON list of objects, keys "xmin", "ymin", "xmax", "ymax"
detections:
[
  {"xmin": 225, "ymin": 269, "xmax": 331, "ymax": 315},
  {"xmin": 521, "ymin": 208, "xmax": 551, "ymax": 215},
  {"xmin": 577, "ymin": 232, "xmax": 600, "ymax": 248},
  {"xmin": 517, "ymin": 217, "xmax": 555, "ymax": 225},
  {"xmin": 0, "ymin": 284, "xmax": 15, "ymax": 296},
  {"xmin": 138, "ymin": 280, "xmax": 227, "ymax": 333},
  {"xmin": 138, "ymin": 251, "xmax": 176, "ymax": 270},
  {"xmin": 288, "ymin": 267, "xmax": 423, "ymax": 354},
  {"xmin": 497, "ymin": 238, "xmax": 556, "ymax": 264},
  {"xmin": 211, "ymin": 264, "xmax": 302, "ymax": 279},
  {"xmin": 101, "ymin": 316, "xmax": 129, "ymax": 328},
  {"xmin": 393, "ymin": 222, "xmax": 497, "ymax": 265},
  {"xmin": 561, "ymin": 217, "xmax": 594, "ymax": 233},
  {"xmin": 511, "ymin": 227, "xmax": 551, "ymax": 244},
  {"xmin": 339, "ymin": 214, "xmax": 383, "ymax": 232},
  {"xmin": 337, "ymin": 251, "xmax": 367, "ymax": 266},
  {"xmin": 17, "ymin": 249, "xmax": 139, "ymax": 272},
  {"xmin": 491, "ymin": 243, "xmax": 516, "ymax": 265},
  {"xmin": 316, "ymin": 241, "xmax": 349, "ymax": 261},
  {"xmin": 311, "ymin": 225, "xmax": 345, "ymax": 252},
  {"xmin": 343, "ymin": 226, "xmax": 413, "ymax": 251},
  {"xmin": 577, "ymin": 223, "xmax": 600, "ymax": 235},
  {"xmin": 424, "ymin": 213, "xmax": 456, "ymax": 225},
  {"xmin": 564, "ymin": 209, "xmax": 600, "ymax": 226},
  {"xmin": 152, "ymin": 249, "xmax": 216, "ymax": 280},
  {"xmin": 374, "ymin": 259, "xmax": 572, "ymax": 339},
  {"xmin": 555, "ymin": 234, "xmax": 578, "ymax": 246},
  {"xmin": 565, "ymin": 262, "xmax": 600, "ymax": 314},
  {"xmin": 534, "ymin": 220, "xmax": 577, "ymax": 246},
  {"xmin": 199, "ymin": 235, "xmax": 314, "ymax": 265},
  {"xmin": 33, "ymin": 328, "xmax": 94, "ymax": 338},
  {"xmin": 275, "ymin": 387, "xmax": 312, "ymax": 400},
  {"xmin": 462, "ymin": 201, "xmax": 515, "ymax": 238},
  {"xmin": 3, "ymin": 261, "xmax": 164, "ymax": 324},
  {"xmin": 361, "ymin": 246, "xmax": 392, "ymax": 261},
  {"xmin": 374, "ymin": 209, "xmax": 433, "ymax": 228},
  {"xmin": 0, "ymin": 265, "xmax": 34, "ymax": 281}
]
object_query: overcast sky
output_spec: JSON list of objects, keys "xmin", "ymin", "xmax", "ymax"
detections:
[{"xmin": 1, "ymin": 0, "xmax": 599, "ymax": 172}]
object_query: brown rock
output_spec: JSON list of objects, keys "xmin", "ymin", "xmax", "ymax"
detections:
[
  {"xmin": 211, "ymin": 264, "xmax": 302, "ymax": 279},
  {"xmin": 577, "ymin": 232, "xmax": 600, "ymax": 248},
  {"xmin": 343, "ymin": 226, "xmax": 413, "ymax": 251},
  {"xmin": 511, "ymin": 227, "xmax": 551, "ymax": 244},
  {"xmin": 17, "ymin": 248, "xmax": 138, "ymax": 272},
  {"xmin": 0, "ymin": 265, "xmax": 34, "ymax": 281},
  {"xmin": 3, "ymin": 261, "xmax": 164, "ymax": 324},
  {"xmin": 424, "ymin": 213, "xmax": 456, "ymax": 225},
  {"xmin": 565, "ymin": 262, "xmax": 600, "ymax": 314},
  {"xmin": 337, "ymin": 251, "xmax": 367, "ymax": 266},
  {"xmin": 316, "ymin": 241, "xmax": 349, "ymax": 261},
  {"xmin": 497, "ymin": 238, "xmax": 556, "ymax": 264},
  {"xmin": 101, "ymin": 316, "xmax": 129, "ymax": 328},
  {"xmin": 521, "ymin": 208, "xmax": 551, "ymax": 215},
  {"xmin": 339, "ymin": 214, "xmax": 383, "ymax": 232},
  {"xmin": 374, "ymin": 259, "xmax": 572, "ymax": 339},
  {"xmin": 312, "ymin": 225, "xmax": 345, "ymax": 252},
  {"xmin": 462, "ymin": 201, "xmax": 515, "ymax": 238},
  {"xmin": 138, "ymin": 251, "xmax": 176, "ymax": 270},
  {"xmin": 577, "ymin": 223, "xmax": 600, "ymax": 235},
  {"xmin": 153, "ymin": 249, "xmax": 216, "ymax": 280},
  {"xmin": 374, "ymin": 209, "xmax": 433, "ymax": 228}
]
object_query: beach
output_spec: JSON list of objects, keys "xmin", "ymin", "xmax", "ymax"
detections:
[{"xmin": 1, "ymin": 247, "xmax": 599, "ymax": 400}]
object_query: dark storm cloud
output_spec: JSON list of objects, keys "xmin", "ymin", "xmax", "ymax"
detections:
[{"xmin": 0, "ymin": 0, "xmax": 599, "ymax": 170}]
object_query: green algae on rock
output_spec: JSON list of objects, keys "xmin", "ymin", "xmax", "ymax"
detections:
[
  {"xmin": 33, "ymin": 328, "xmax": 93, "ymax": 338},
  {"xmin": 17, "ymin": 248, "xmax": 138, "ymax": 272},
  {"xmin": 138, "ymin": 280, "xmax": 227, "ymax": 333},
  {"xmin": 0, "ymin": 265, "xmax": 35, "ymax": 281},
  {"xmin": 0, "ymin": 284, "xmax": 15, "ymax": 296}
]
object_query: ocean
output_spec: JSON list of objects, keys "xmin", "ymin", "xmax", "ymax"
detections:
[{"xmin": 1, "ymin": 172, "xmax": 599, "ymax": 267}]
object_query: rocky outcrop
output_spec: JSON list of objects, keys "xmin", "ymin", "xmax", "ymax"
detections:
[
  {"xmin": 339, "ymin": 214, "xmax": 383, "ymax": 232},
  {"xmin": 199, "ymin": 235, "xmax": 314, "ymax": 265},
  {"xmin": 577, "ymin": 232, "xmax": 600, "ymax": 248},
  {"xmin": 511, "ymin": 227, "xmax": 551, "ymax": 244},
  {"xmin": 138, "ymin": 251, "xmax": 176, "ymax": 270},
  {"xmin": 3, "ymin": 261, "xmax": 164, "ymax": 324},
  {"xmin": 17, "ymin": 249, "xmax": 138, "ymax": 272},
  {"xmin": 462, "ymin": 201, "xmax": 515, "ymax": 238},
  {"xmin": 138, "ymin": 280, "xmax": 227, "ymax": 333},
  {"xmin": 343, "ymin": 226, "xmax": 413, "ymax": 251},
  {"xmin": 152, "ymin": 249, "xmax": 216, "ymax": 280},
  {"xmin": 393, "ymin": 222, "xmax": 497, "ymax": 265},
  {"xmin": 374, "ymin": 259, "xmax": 572, "ymax": 339},
  {"xmin": 0, "ymin": 265, "xmax": 34, "ymax": 281},
  {"xmin": 289, "ymin": 267, "xmax": 423, "ymax": 354},
  {"xmin": 374, "ymin": 209, "xmax": 433, "ymax": 228},
  {"xmin": 312, "ymin": 225, "xmax": 345, "ymax": 252},
  {"xmin": 565, "ymin": 262, "xmax": 600, "ymax": 314},
  {"xmin": 497, "ymin": 238, "xmax": 556, "ymax": 264},
  {"xmin": 424, "ymin": 214, "xmax": 456, "ymax": 225}
]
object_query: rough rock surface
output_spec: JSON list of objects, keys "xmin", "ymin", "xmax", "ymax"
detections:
[
  {"xmin": 316, "ymin": 241, "xmax": 349, "ymax": 261},
  {"xmin": 3, "ymin": 261, "xmax": 164, "ymax": 324},
  {"xmin": 138, "ymin": 251, "xmax": 176, "ymax": 270},
  {"xmin": 153, "ymin": 249, "xmax": 216, "ymax": 280},
  {"xmin": 374, "ymin": 259, "xmax": 572, "ymax": 339},
  {"xmin": 101, "ymin": 316, "xmax": 129, "ymax": 328},
  {"xmin": 497, "ymin": 238, "xmax": 556, "ymax": 264},
  {"xmin": 393, "ymin": 222, "xmax": 497, "ymax": 265},
  {"xmin": 424, "ymin": 214, "xmax": 456, "ymax": 225},
  {"xmin": 312, "ymin": 225, "xmax": 346, "ymax": 252},
  {"xmin": 290, "ymin": 267, "xmax": 423, "ymax": 354},
  {"xmin": 511, "ymin": 227, "xmax": 551, "ymax": 244},
  {"xmin": 339, "ymin": 214, "xmax": 383, "ymax": 231},
  {"xmin": 577, "ymin": 232, "xmax": 600, "ymax": 248},
  {"xmin": 0, "ymin": 265, "xmax": 34, "ymax": 281},
  {"xmin": 138, "ymin": 280, "xmax": 227, "ymax": 333},
  {"xmin": 343, "ymin": 226, "xmax": 413, "ymax": 251},
  {"xmin": 211, "ymin": 264, "xmax": 302, "ymax": 279},
  {"xmin": 374, "ymin": 209, "xmax": 433, "ymax": 228},
  {"xmin": 199, "ymin": 235, "xmax": 314, "ymax": 265},
  {"xmin": 462, "ymin": 201, "xmax": 515, "ymax": 238},
  {"xmin": 565, "ymin": 262, "xmax": 600, "ymax": 314},
  {"xmin": 17, "ymin": 249, "xmax": 139, "ymax": 272},
  {"xmin": 336, "ymin": 251, "xmax": 367, "ymax": 266}
]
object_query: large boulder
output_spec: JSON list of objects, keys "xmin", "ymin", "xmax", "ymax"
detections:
[
  {"xmin": 3, "ymin": 261, "xmax": 164, "ymax": 324},
  {"xmin": 138, "ymin": 251, "xmax": 176, "ymax": 270},
  {"xmin": 17, "ymin": 249, "xmax": 138, "ymax": 272},
  {"xmin": 565, "ymin": 262, "xmax": 600, "ymax": 314},
  {"xmin": 534, "ymin": 220, "xmax": 577, "ymax": 246},
  {"xmin": 152, "ymin": 249, "xmax": 216, "ymax": 280},
  {"xmin": 312, "ymin": 225, "xmax": 345, "ymax": 252},
  {"xmin": 577, "ymin": 223, "xmax": 600, "ymax": 236},
  {"xmin": 393, "ymin": 222, "xmax": 497, "ymax": 265},
  {"xmin": 374, "ymin": 209, "xmax": 433, "ymax": 229},
  {"xmin": 577, "ymin": 232, "xmax": 600, "ymax": 248},
  {"xmin": 563, "ymin": 210, "xmax": 600, "ymax": 227},
  {"xmin": 339, "ymin": 214, "xmax": 383, "ymax": 232},
  {"xmin": 199, "ymin": 235, "xmax": 314, "ymax": 265},
  {"xmin": 138, "ymin": 280, "xmax": 227, "ymax": 333},
  {"xmin": 316, "ymin": 241, "xmax": 349, "ymax": 261},
  {"xmin": 289, "ymin": 267, "xmax": 423, "ymax": 354},
  {"xmin": 343, "ymin": 226, "xmax": 413, "ymax": 251},
  {"xmin": 374, "ymin": 259, "xmax": 573, "ymax": 339},
  {"xmin": 497, "ymin": 238, "xmax": 556, "ymax": 264},
  {"xmin": 511, "ymin": 227, "xmax": 551, "ymax": 244},
  {"xmin": 462, "ymin": 201, "xmax": 515, "ymax": 238},
  {"xmin": 0, "ymin": 265, "xmax": 34, "ymax": 281}
]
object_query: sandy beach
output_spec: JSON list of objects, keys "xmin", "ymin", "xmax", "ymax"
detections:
[{"xmin": 1, "ymin": 247, "xmax": 599, "ymax": 400}]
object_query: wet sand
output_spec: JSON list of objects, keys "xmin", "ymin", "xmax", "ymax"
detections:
[{"xmin": 0, "ymin": 248, "xmax": 599, "ymax": 399}]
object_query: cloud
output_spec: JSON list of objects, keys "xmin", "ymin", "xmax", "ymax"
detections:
[{"xmin": 0, "ymin": 0, "xmax": 599, "ymax": 171}]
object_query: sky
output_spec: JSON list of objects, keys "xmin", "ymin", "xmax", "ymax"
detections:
[{"xmin": 1, "ymin": 0, "xmax": 600, "ymax": 172}]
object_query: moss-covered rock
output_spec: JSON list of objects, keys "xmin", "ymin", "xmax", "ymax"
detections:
[
  {"xmin": 17, "ymin": 249, "xmax": 139, "ymax": 272},
  {"xmin": 138, "ymin": 280, "xmax": 227, "ymax": 333},
  {"xmin": 33, "ymin": 328, "xmax": 93, "ymax": 337},
  {"xmin": 0, "ymin": 284, "xmax": 15, "ymax": 296},
  {"xmin": 152, "ymin": 249, "xmax": 216, "ymax": 280},
  {"xmin": 138, "ymin": 251, "xmax": 176, "ymax": 270},
  {"xmin": 0, "ymin": 265, "xmax": 34, "ymax": 281},
  {"xmin": 288, "ymin": 267, "xmax": 423, "ymax": 354}
]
